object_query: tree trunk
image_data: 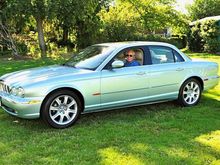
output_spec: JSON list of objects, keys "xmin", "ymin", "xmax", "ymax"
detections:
[
  {"xmin": 36, "ymin": 17, "xmax": 46, "ymax": 58},
  {"xmin": 0, "ymin": 21, "xmax": 19, "ymax": 57},
  {"xmin": 76, "ymin": 20, "xmax": 90, "ymax": 50},
  {"xmin": 62, "ymin": 26, "xmax": 69, "ymax": 43}
]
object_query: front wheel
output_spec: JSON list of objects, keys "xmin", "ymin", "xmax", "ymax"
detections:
[
  {"xmin": 178, "ymin": 78, "xmax": 202, "ymax": 106},
  {"xmin": 41, "ymin": 90, "xmax": 82, "ymax": 128}
]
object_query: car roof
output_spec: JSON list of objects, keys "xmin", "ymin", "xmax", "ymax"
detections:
[{"xmin": 96, "ymin": 41, "xmax": 175, "ymax": 48}]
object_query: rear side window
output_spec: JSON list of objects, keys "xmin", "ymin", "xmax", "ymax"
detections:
[
  {"xmin": 149, "ymin": 46, "xmax": 174, "ymax": 64},
  {"xmin": 149, "ymin": 46, "xmax": 185, "ymax": 64},
  {"xmin": 173, "ymin": 50, "xmax": 184, "ymax": 62}
]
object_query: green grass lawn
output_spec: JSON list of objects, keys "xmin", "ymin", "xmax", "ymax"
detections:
[{"xmin": 0, "ymin": 53, "xmax": 219, "ymax": 165}]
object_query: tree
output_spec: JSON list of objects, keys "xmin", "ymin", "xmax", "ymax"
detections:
[
  {"xmin": 99, "ymin": 1, "xmax": 141, "ymax": 41},
  {"xmin": 100, "ymin": 0, "xmax": 180, "ymax": 39},
  {"xmin": 126, "ymin": 0, "xmax": 178, "ymax": 32},
  {"xmin": 52, "ymin": 0, "xmax": 111, "ymax": 50},
  {"xmin": 187, "ymin": 0, "xmax": 220, "ymax": 21},
  {"xmin": 0, "ymin": 0, "xmax": 19, "ymax": 57},
  {"xmin": 3, "ymin": 0, "xmax": 55, "ymax": 58},
  {"xmin": 74, "ymin": 0, "xmax": 107, "ymax": 49}
]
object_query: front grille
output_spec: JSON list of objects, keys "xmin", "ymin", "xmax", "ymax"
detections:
[
  {"xmin": 0, "ymin": 82, "xmax": 3, "ymax": 92},
  {"xmin": 0, "ymin": 81, "xmax": 10, "ymax": 93}
]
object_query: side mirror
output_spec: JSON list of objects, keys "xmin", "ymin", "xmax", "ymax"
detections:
[{"xmin": 111, "ymin": 60, "xmax": 124, "ymax": 68}]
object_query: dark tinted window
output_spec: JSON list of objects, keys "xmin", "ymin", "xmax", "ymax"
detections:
[{"xmin": 173, "ymin": 50, "xmax": 184, "ymax": 62}]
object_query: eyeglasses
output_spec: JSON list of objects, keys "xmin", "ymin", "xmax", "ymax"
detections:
[{"xmin": 126, "ymin": 54, "xmax": 133, "ymax": 57}]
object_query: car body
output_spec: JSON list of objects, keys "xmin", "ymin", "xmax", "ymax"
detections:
[{"xmin": 0, "ymin": 41, "xmax": 219, "ymax": 128}]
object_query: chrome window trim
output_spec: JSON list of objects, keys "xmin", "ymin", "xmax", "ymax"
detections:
[{"xmin": 96, "ymin": 43, "xmax": 191, "ymax": 71}]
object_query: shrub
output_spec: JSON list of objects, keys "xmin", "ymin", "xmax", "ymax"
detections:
[
  {"xmin": 203, "ymin": 38, "xmax": 220, "ymax": 53},
  {"xmin": 188, "ymin": 22, "xmax": 203, "ymax": 52},
  {"xmin": 15, "ymin": 41, "xmax": 28, "ymax": 55},
  {"xmin": 200, "ymin": 20, "xmax": 220, "ymax": 53},
  {"xmin": 188, "ymin": 20, "xmax": 220, "ymax": 53}
]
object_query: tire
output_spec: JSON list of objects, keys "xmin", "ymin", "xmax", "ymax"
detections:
[
  {"xmin": 41, "ymin": 90, "xmax": 82, "ymax": 128},
  {"xmin": 178, "ymin": 78, "xmax": 202, "ymax": 107}
]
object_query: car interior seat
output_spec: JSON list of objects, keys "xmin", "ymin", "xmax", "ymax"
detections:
[{"xmin": 134, "ymin": 49, "xmax": 144, "ymax": 65}]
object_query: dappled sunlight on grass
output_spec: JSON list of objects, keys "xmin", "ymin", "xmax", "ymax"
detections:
[
  {"xmin": 98, "ymin": 147, "xmax": 146, "ymax": 165},
  {"xmin": 162, "ymin": 147, "xmax": 190, "ymax": 159},
  {"xmin": 195, "ymin": 130, "xmax": 220, "ymax": 153},
  {"xmin": 204, "ymin": 93, "xmax": 220, "ymax": 101},
  {"xmin": 129, "ymin": 143, "xmax": 149, "ymax": 153},
  {"xmin": 204, "ymin": 85, "xmax": 220, "ymax": 101}
]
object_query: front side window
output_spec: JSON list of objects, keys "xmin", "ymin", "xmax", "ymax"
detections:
[
  {"xmin": 65, "ymin": 45, "xmax": 115, "ymax": 70},
  {"xmin": 113, "ymin": 48, "xmax": 144, "ymax": 67}
]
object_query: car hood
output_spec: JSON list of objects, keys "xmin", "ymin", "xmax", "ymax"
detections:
[{"xmin": 0, "ymin": 65, "xmax": 91, "ymax": 87}]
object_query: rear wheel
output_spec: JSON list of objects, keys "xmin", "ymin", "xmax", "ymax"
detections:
[
  {"xmin": 178, "ymin": 78, "xmax": 202, "ymax": 106},
  {"xmin": 41, "ymin": 90, "xmax": 82, "ymax": 128}
]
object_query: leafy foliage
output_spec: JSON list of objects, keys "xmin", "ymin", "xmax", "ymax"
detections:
[
  {"xmin": 99, "ymin": 2, "xmax": 140, "ymax": 41},
  {"xmin": 200, "ymin": 20, "xmax": 220, "ymax": 53},
  {"xmin": 1, "ymin": 0, "xmax": 212, "ymax": 57},
  {"xmin": 188, "ymin": 20, "xmax": 220, "ymax": 53},
  {"xmin": 187, "ymin": 0, "xmax": 220, "ymax": 21},
  {"xmin": 187, "ymin": 23, "xmax": 204, "ymax": 52}
]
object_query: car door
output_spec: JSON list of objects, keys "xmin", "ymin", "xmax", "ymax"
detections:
[
  {"xmin": 100, "ymin": 47, "xmax": 150, "ymax": 108},
  {"xmin": 147, "ymin": 46, "xmax": 188, "ymax": 100}
]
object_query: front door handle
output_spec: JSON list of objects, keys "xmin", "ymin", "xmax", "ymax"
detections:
[
  {"xmin": 136, "ymin": 71, "xmax": 146, "ymax": 75},
  {"xmin": 176, "ymin": 68, "xmax": 184, "ymax": 71}
]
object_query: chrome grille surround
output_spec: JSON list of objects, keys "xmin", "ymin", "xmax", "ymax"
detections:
[
  {"xmin": 0, "ymin": 81, "xmax": 10, "ymax": 93},
  {"xmin": 0, "ymin": 81, "xmax": 3, "ymax": 92}
]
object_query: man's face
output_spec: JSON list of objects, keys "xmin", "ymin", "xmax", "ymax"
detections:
[{"xmin": 126, "ymin": 50, "xmax": 135, "ymax": 62}]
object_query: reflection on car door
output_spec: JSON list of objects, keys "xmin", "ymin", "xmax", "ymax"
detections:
[
  {"xmin": 147, "ymin": 46, "xmax": 188, "ymax": 101},
  {"xmin": 100, "ymin": 66, "xmax": 149, "ymax": 108}
]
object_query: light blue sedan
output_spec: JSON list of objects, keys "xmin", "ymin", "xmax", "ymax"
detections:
[{"xmin": 0, "ymin": 42, "xmax": 219, "ymax": 128}]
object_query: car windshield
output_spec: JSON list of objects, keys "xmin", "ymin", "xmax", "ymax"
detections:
[{"xmin": 64, "ymin": 45, "xmax": 115, "ymax": 70}]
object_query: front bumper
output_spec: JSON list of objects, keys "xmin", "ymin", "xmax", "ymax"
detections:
[{"xmin": 0, "ymin": 92, "xmax": 43, "ymax": 119}]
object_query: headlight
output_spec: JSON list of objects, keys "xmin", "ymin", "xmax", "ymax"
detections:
[
  {"xmin": 11, "ymin": 87, "xmax": 17, "ymax": 95},
  {"xmin": 10, "ymin": 87, "xmax": 25, "ymax": 97},
  {"xmin": 17, "ymin": 87, "xmax": 25, "ymax": 97}
]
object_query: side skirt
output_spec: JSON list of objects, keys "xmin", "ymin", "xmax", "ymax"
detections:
[{"xmin": 81, "ymin": 99, "xmax": 176, "ymax": 115}]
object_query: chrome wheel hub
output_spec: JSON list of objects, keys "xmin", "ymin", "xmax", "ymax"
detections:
[
  {"xmin": 183, "ymin": 81, "xmax": 200, "ymax": 105},
  {"xmin": 49, "ymin": 95, "xmax": 77, "ymax": 125}
]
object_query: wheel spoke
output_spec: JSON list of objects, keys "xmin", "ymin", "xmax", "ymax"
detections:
[
  {"xmin": 190, "ymin": 82, "xmax": 194, "ymax": 88},
  {"xmin": 55, "ymin": 98, "xmax": 61, "ymax": 105},
  {"xmin": 68, "ymin": 100, "xmax": 76, "ymax": 108},
  {"xmin": 59, "ymin": 115, "xmax": 64, "ymax": 123},
  {"xmin": 52, "ymin": 112, "xmax": 60, "ymax": 120},
  {"xmin": 63, "ymin": 96, "xmax": 69, "ymax": 104},
  {"xmin": 65, "ymin": 113, "xmax": 71, "ymax": 120},
  {"xmin": 50, "ymin": 106, "xmax": 59, "ymax": 111},
  {"xmin": 186, "ymin": 84, "xmax": 190, "ymax": 90},
  {"xmin": 193, "ymin": 84, "xmax": 199, "ymax": 91},
  {"xmin": 184, "ymin": 95, "xmax": 190, "ymax": 101},
  {"xmin": 68, "ymin": 108, "xmax": 76, "ymax": 114},
  {"xmin": 190, "ymin": 96, "xmax": 194, "ymax": 103}
]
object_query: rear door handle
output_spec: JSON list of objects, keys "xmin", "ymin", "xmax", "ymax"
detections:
[
  {"xmin": 176, "ymin": 68, "xmax": 184, "ymax": 71},
  {"xmin": 136, "ymin": 71, "xmax": 146, "ymax": 75}
]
